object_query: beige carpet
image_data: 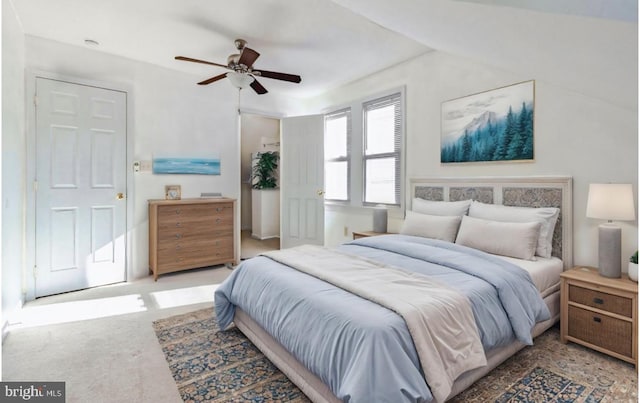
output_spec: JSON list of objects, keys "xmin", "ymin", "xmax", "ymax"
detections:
[
  {"xmin": 2, "ymin": 266, "xmax": 233, "ymax": 403},
  {"xmin": 241, "ymin": 229, "xmax": 280, "ymax": 260}
]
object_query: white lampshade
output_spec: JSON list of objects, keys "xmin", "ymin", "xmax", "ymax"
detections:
[
  {"xmin": 586, "ymin": 183, "xmax": 635, "ymax": 221},
  {"xmin": 227, "ymin": 71, "xmax": 253, "ymax": 89}
]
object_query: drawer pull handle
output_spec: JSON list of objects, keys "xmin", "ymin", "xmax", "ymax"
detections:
[
  {"xmin": 175, "ymin": 209, "xmax": 181, "ymax": 215},
  {"xmin": 593, "ymin": 317, "xmax": 602, "ymax": 323},
  {"xmin": 216, "ymin": 218, "xmax": 221, "ymax": 224},
  {"xmin": 175, "ymin": 234, "xmax": 182, "ymax": 239},
  {"xmin": 216, "ymin": 207, "xmax": 223, "ymax": 212},
  {"xmin": 593, "ymin": 297, "xmax": 604, "ymax": 305},
  {"xmin": 176, "ymin": 222, "xmax": 182, "ymax": 227}
]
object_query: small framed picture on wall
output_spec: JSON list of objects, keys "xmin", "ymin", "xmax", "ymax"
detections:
[{"xmin": 165, "ymin": 185, "xmax": 181, "ymax": 200}]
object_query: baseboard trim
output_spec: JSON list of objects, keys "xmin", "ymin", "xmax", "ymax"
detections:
[{"xmin": 2, "ymin": 319, "xmax": 10, "ymax": 344}]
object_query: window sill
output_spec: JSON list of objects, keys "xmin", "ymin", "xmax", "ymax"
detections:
[{"xmin": 324, "ymin": 202, "xmax": 404, "ymax": 219}]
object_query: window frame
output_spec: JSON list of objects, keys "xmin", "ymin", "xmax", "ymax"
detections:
[
  {"xmin": 362, "ymin": 92, "xmax": 403, "ymax": 207},
  {"xmin": 322, "ymin": 87, "xmax": 405, "ymax": 213},
  {"xmin": 323, "ymin": 107, "xmax": 351, "ymax": 203}
]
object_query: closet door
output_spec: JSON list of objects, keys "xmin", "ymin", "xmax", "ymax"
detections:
[{"xmin": 34, "ymin": 77, "xmax": 127, "ymax": 297}]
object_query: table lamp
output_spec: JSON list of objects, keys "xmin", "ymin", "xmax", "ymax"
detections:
[
  {"xmin": 586, "ymin": 183, "xmax": 636, "ymax": 278},
  {"xmin": 373, "ymin": 205, "xmax": 388, "ymax": 233}
]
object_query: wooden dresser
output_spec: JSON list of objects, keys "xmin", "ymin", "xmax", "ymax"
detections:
[
  {"xmin": 560, "ymin": 266, "xmax": 638, "ymax": 366},
  {"xmin": 148, "ymin": 198, "xmax": 236, "ymax": 280}
]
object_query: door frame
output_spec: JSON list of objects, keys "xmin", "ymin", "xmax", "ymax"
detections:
[
  {"xmin": 237, "ymin": 107, "xmax": 285, "ymax": 259},
  {"xmin": 25, "ymin": 70, "xmax": 134, "ymax": 301}
]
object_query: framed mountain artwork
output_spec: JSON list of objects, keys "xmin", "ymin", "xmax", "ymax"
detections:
[{"xmin": 441, "ymin": 80, "xmax": 534, "ymax": 163}]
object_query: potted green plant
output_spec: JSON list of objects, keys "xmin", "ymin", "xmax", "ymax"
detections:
[
  {"xmin": 251, "ymin": 151, "xmax": 280, "ymax": 240},
  {"xmin": 628, "ymin": 251, "xmax": 638, "ymax": 282},
  {"xmin": 252, "ymin": 151, "xmax": 279, "ymax": 189}
]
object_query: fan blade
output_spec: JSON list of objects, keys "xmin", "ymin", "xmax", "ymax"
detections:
[
  {"xmin": 250, "ymin": 78, "xmax": 268, "ymax": 95},
  {"xmin": 197, "ymin": 73, "xmax": 227, "ymax": 85},
  {"xmin": 253, "ymin": 69, "xmax": 301, "ymax": 83},
  {"xmin": 175, "ymin": 56, "xmax": 229, "ymax": 69},
  {"xmin": 238, "ymin": 47, "xmax": 260, "ymax": 68}
]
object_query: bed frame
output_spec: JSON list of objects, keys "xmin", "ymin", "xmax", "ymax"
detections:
[{"xmin": 233, "ymin": 176, "xmax": 573, "ymax": 402}]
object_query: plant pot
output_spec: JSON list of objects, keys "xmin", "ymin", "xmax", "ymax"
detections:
[{"xmin": 628, "ymin": 262, "xmax": 638, "ymax": 282}]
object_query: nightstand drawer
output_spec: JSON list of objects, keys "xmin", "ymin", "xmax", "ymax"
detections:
[
  {"xmin": 568, "ymin": 305, "xmax": 633, "ymax": 358},
  {"xmin": 569, "ymin": 284, "xmax": 632, "ymax": 318}
]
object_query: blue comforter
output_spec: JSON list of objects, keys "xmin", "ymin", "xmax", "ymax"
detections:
[{"xmin": 215, "ymin": 235, "xmax": 550, "ymax": 402}]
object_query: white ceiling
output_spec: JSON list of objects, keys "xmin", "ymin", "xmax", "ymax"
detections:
[
  {"xmin": 10, "ymin": 0, "xmax": 638, "ymax": 105},
  {"xmin": 332, "ymin": 0, "xmax": 637, "ymax": 108},
  {"xmin": 10, "ymin": 0, "xmax": 431, "ymax": 98}
]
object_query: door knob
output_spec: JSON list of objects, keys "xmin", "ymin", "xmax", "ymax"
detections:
[
  {"xmin": 317, "ymin": 189, "xmax": 325, "ymax": 196},
  {"xmin": 116, "ymin": 192, "xmax": 125, "ymax": 200}
]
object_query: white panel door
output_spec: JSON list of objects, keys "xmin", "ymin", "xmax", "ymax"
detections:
[
  {"xmin": 35, "ymin": 78, "xmax": 127, "ymax": 297},
  {"xmin": 281, "ymin": 115, "xmax": 324, "ymax": 248}
]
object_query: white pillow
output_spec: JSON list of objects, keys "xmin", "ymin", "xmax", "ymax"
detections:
[
  {"xmin": 455, "ymin": 216, "xmax": 541, "ymax": 261},
  {"xmin": 468, "ymin": 201, "xmax": 559, "ymax": 258},
  {"xmin": 400, "ymin": 211, "xmax": 462, "ymax": 243},
  {"xmin": 412, "ymin": 198, "xmax": 472, "ymax": 217}
]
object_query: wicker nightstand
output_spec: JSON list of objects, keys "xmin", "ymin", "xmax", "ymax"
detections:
[
  {"xmin": 352, "ymin": 231, "xmax": 391, "ymax": 240},
  {"xmin": 560, "ymin": 267, "xmax": 638, "ymax": 366}
]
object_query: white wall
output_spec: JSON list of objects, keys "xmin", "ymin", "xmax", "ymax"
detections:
[
  {"xmin": 2, "ymin": 0, "xmax": 26, "ymax": 332},
  {"xmin": 307, "ymin": 51, "xmax": 638, "ymax": 269},
  {"xmin": 21, "ymin": 36, "xmax": 300, "ymax": 282}
]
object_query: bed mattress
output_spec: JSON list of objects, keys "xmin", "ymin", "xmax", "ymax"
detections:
[{"xmin": 495, "ymin": 255, "xmax": 563, "ymax": 297}]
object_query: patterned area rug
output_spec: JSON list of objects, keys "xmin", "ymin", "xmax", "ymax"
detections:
[{"xmin": 153, "ymin": 308, "xmax": 637, "ymax": 402}]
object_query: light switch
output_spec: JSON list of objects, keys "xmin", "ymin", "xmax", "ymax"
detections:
[{"xmin": 139, "ymin": 160, "xmax": 152, "ymax": 172}]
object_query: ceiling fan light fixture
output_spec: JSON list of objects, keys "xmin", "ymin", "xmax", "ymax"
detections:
[
  {"xmin": 226, "ymin": 71, "xmax": 253, "ymax": 89},
  {"xmin": 175, "ymin": 39, "xmax": 301, "ymax": 94}
]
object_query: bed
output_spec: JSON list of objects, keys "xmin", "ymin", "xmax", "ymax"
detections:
[{"xmin": 215, "ymin": 176, "xmax": 573, "ymax": 402}]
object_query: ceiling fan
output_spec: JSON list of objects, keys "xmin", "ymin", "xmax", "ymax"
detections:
[{"xmin": 175, "ymin": 39, "xmax": 302, "ymax": 95}]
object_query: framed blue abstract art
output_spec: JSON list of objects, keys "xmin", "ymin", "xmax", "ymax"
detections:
[{"xmin": 152, "ymin": 157, "xmax": 221, "ymax": 175}]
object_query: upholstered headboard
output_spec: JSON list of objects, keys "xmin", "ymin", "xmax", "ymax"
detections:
[{"xmin": 409, "ymin": 176, "xmax": 573, "ymax": 268}]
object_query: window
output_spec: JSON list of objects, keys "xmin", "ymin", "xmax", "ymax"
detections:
[
  {"xmin": 363, "ymin": 93, "xmax": 402, "ymax": 206},
  {"xmin": 323, "ymin": 88, "xmax": 404, "ymax": 209},
  {"xmin": 324, "ymin": 108, "xmax": 351, "ymax": 201}
]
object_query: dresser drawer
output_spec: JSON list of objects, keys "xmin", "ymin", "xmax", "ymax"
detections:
[
  {"xmin": 157, "ymin": 237, "xmax": 234, "ymax": 271},
  {"xmin": 156, "ymin": 234, "xmax": 232, "ymax": 252},
  {"xmin": 157, "ymin": 204, "xmax": 204, "ymax": 221},
  {"xmin": 157, "ymin": 203, "xmax": 233, "ymax": 224},
  {"xmin": 568, "ymin": 305, "xmax": 633, "ymax": 358},
  {"xmin": 158, "ymin": 219, "xmax": 231, "ymax": 240},
  {"xmin": 569, "ymin": 284, "xmax": 632, "ymax": 318},
  {"xmin": 157, "ymin": 207, "xmax": 233, "ymax": 238}
]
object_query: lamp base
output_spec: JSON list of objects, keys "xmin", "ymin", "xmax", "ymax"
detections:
[
  {"xmin": 598, "ymin": 224, "xmax": 621, "ymax": 278},
  {"xmin": 373, "ymin": 208, "xmax": 388, "ymax": 233}
]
